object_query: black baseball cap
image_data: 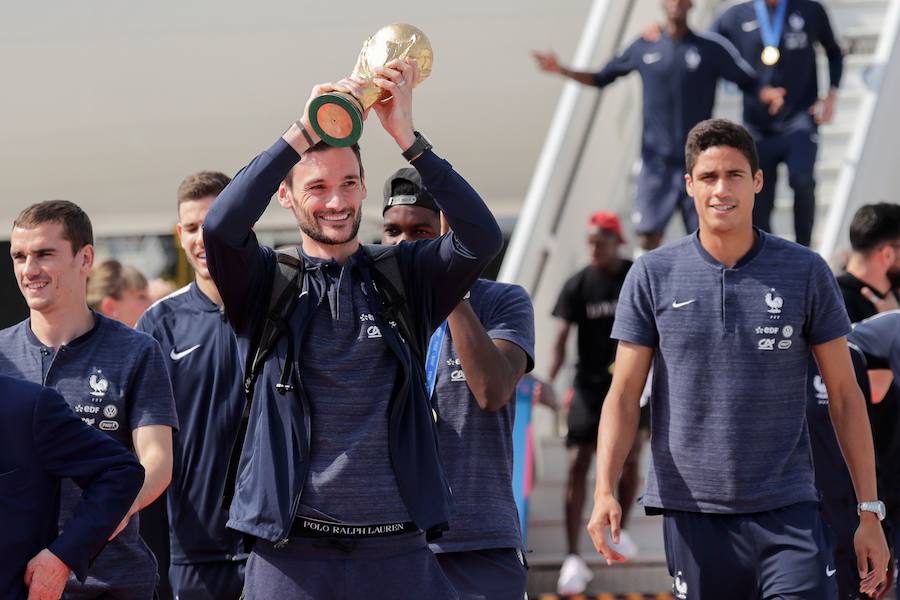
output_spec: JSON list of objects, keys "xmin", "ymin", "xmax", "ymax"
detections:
[{"xmin": 382, "ymin": 167, "xmax": 439, "ymax": 215}]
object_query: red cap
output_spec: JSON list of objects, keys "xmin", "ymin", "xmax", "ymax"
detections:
[{"xmin": 587, "ymin": 211, "xmax": 624, "ymax": 243}]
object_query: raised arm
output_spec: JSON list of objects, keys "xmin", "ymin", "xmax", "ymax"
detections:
[
  {"xmin": 368, "ymin": 57, "xmax": 503, "ymax": 326},
  {"xmin": 202, "ymin": 140, "xmax": 298, "ymax": 333},
  {"xmin": 447, "ymin": 285, "xmax": 534, "ymax": 412},
  {"xmin": 532, "ymin": 50, "xmax": 602, "ymax": 86}
]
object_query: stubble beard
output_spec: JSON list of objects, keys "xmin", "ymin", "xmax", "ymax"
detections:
[{"xmin": 296, "ymin": 208, "xmax": 362, "ymax": 246}]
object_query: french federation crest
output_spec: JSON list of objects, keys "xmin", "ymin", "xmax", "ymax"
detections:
[{"xmin": 88, "ymin": 368, "xmax": 109, "ymax": 398}]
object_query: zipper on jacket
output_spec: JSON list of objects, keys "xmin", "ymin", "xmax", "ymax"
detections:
[{"xmin": 276, "ymin": 371, "xmax": 312, "ymax": 548}]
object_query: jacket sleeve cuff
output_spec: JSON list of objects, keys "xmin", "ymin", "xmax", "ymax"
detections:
[{"xmin": 47, "ymin": 536, "xmax": 90, "ymax": 582}]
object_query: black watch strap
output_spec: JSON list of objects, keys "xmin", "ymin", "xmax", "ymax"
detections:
[{"xmin": 401, "ymin": 131, "xmax": 433, "ymax": 162}]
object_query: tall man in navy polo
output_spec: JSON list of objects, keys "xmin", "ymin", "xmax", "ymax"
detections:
[
  {"xmin": 137, "ymin": 171, "xmax": 247, "ymax": 600},
  {"xmin": 586, "ymin": 119, "xmax": 888, "ymax": 599},
  {"xmin": 1, "ymin": 375, "xmax": 144, "ymax": 600},
  {"xmin": 534, "ymin": 0, "xmax": 780, "ymax": 251},
  {"xmin": 712, "ymin": 0, "xmax": 843, "ymax": 245},
  {"xmin": 203, "ymin": 59, "xmax": 502, "ymax": 598},
  {"xmin": 0, "ymin": 200, "xmax": 178, "ymax": 600},
  {"xmin": 381, "ymin": 167, "xmax": 535, "ymax": 600}
]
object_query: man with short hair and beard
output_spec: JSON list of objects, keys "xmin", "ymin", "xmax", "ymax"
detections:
[
  {"xmin": 381, "ymin": 167, "xmax": 535, "ymax": 599},
  {"xmin": 137, "ymin": 171, "xmax": 249, "ymax": 600},
  {"xmin": 838, "ymin": 203, "xmax": 900, "ymax": 321},
  {"xmin": 203, "ymin": 58, "xmax": 502, "ymax": 598},
  {"xmin": 0, "ymin": 200, "xmax": 178, "ymax": 600},
  {"xmin": 586, "ymin": 119, "xmax": 889, "ymax": 599}
]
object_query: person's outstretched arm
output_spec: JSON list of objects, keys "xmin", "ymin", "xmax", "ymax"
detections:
[{"xmin": 371, "ymin": 57, "xmax": 503, "ymax": 327}]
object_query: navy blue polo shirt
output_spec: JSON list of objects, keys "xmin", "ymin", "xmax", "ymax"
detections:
[
  {"xmin": 137, "ymin": 283, "xmax": 247, "ymax": 565},
  {"xmin": 612, "ymin": 230, "xmax": 850, "ymax": 513},
  {"xmin": 712, "ymin": 0, "xmax": 843, "ymax": 134},
  {"xmin": 805, "ymin": 346, "xmax": 870, "ymax": 501},
  {"xmin": 592, "ymin": 29, "xmax": 757, "ymax": 161},
  {"xmin": 0, "ymin": 313, "xmax": 178, "ymax": 594},
  {"xmin": 295, "ymin": 250, "xmax": 410, "ymax": 524},
  {"xmin": 428, "ymin": 279, "xmax": 535, "ymax": 553},
  {"xmin": 848, "ymin": 311, "xmax": 900, "ymax": 497}
]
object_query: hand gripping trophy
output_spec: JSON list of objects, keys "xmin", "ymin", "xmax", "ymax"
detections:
[{"xmin": 308, "ymin": 23, "xmax": 433, "ymax": 147}]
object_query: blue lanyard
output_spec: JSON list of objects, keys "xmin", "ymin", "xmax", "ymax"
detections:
[
  {"xmin": 424, "ymin": 320, "xmax": 448, "ymax": 401},
  {"xmin": 754, "ymin": 0, "xmax": 788, "ymax": 49}
]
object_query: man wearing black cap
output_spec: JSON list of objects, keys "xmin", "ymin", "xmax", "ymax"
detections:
[{"xmin": 382, "ymin": 168, "xmax": 536, "ymax": 600}]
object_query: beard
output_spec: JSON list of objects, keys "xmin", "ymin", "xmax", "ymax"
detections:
[
  {"xmin": 888, "ymin": 267, "xmax": 900, "ymax": 290},
  {"xmin": 295, "ymin": 207, "xmax": 362, "ymax": 246}
]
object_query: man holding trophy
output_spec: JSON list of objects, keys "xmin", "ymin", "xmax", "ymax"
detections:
[{"xmin": 202, "ymin": 25, "xmax": 502, "ymax": 599}]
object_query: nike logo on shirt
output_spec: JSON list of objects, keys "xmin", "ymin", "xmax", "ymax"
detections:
[
  {"xmin": 642, "ymin": 52, "xmax": 662, "ymax": 64},
  {"xmin": 170, "ymin": 345, "xmax": 201, "ymax": 360},
  {"xmin": 826, "ymin": 566, "xmax": 836, "ymax": 577},
  {"xmin": 672, "ymin": 299, "xmax": 696, "ymax": 309}
]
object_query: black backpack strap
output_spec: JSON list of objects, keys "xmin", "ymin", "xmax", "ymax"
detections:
[
  {"xmin": 222, "ymin": 249, "xmax": 304, "ymax": 510},
  {"xmin": 362, "ymin": 245, "xmax": 426, "ymax": 372}
]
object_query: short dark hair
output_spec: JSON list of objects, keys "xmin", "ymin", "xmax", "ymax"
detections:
[
  {"xmin": 13, "ymin": 200, "xmax": 93, "ymax": 254},
  {"xmin": 177, "ymin": 171, "xmax": 231, "ymax": 211},
  {"xmin": 848, "ymin": 203, "xmax": 900, "ymax": 253},
  {"xmin": 685, "ymin": 118, "xmax": 759, "ymax": 176},
  {"xmin": 283, "ymin": 141, "xmax": 364, "ymax": 189}
]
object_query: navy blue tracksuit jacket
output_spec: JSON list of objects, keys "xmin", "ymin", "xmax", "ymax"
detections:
[
  {"xmin": 0, "ymin": 375, "xmax": 144, "ymax": 600},
  {"xmin": 203, "ymin": 139, "xmax": 502, "ymax": 544}
]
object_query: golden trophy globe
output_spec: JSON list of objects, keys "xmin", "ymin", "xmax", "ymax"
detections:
[{"xmin": 308, "ymin": 23, "xmax": 433, "ymax": 147}]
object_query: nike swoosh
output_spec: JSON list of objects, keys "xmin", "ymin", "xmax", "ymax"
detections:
[
  {"xmin": 170, "ymin": 344, "xmax": 201, "ymax": 360},
  {"xmin": 826, "ymin": 567, "xmax": 836, "ymax": 577},
  {"xmin": 672, "ymin": 299, "xmax": 696, "ymax": 308}
]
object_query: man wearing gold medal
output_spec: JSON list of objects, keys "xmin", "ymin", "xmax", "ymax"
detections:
[{"xmin": 711, "ymin": 0, "xmax": 844, "ymax": 247}]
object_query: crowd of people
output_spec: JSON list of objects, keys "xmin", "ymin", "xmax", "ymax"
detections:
[{"xmin": 2, "ymin": 1, "xmax": 899, "ymax": 600}]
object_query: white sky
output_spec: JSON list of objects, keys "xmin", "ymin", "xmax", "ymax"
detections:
[{"xmin": 0, "ymin": 1, "xmax": 592, "ymax": 238}]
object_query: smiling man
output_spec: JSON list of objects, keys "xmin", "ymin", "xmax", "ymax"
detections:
[
  {"xmin": 0, "ymin": 200, "xmax": 177, "ymax": 600},
  {"xmin": 202, "ymin": 59, "xmax": 502, "ymax": 599},
  {"xmin": 137, "ymin": 171, "xmax": 249, "ymax": 600},
  {"xmin": 585, "ymin": 119, "xmax": 889, "ymax": 599}
]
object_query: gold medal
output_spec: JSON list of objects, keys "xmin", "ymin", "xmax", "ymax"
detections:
[{"xmin": 761, "ymin": 46, "xmax": 780, "ymax": 66}]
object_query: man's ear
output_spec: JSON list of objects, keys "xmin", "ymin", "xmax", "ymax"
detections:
[
  {"xmin": 99, "ymin": 295, "xmax": 118, "ymax": 318},
  {"xmin": 80, "ymin": 244, "xmax": 95, "ymax": 273},
  {"xmin": 684, "ymin": 173, "xmax": 694, "ymax": 198},
  {"xmin": 753, "ymin": 168, "xmax": 764, "ymax": 194},
  {"xmin": 277, "ymin": 182, "xmax": 292, "ymax": 209}
]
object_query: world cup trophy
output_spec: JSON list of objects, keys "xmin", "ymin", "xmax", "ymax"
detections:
[{"xmin": 308, "ymin": 24, "xmax": 433, "ymax": 147}]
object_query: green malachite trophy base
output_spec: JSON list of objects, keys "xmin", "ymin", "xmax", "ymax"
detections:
[{"xmin": 309, "ymin": 93, "xmax": 364, "ymax": 147}]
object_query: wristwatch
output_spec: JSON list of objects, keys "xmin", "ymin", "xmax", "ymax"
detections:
[
  {"xmin": 857, "ymin": 501, "xmax": 887, "ymax": 521},
  {"xmin": 401, "ymin": 131, "xmax": 433, "ymax": 162}
]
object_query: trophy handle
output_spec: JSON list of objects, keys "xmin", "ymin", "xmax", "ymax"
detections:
[{"xmin": 308, "ymin": 92, "xmax": 364, "ymax": 147}]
